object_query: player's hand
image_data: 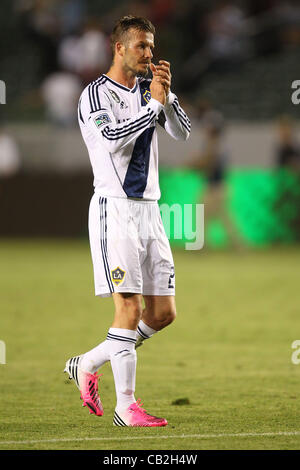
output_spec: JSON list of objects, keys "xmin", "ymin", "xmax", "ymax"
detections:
[
  {"xmin": 150, "ymin": 63, "xmax": 166, "ymax": 106},
  {"xmin": 151, "ymin": 61, "xmax": 171, "ymax": 98}
]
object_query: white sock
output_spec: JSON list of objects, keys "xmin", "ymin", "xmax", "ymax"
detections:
[
  {"xmin": 136, "ymin": 319, "xmax": 157, "ymax": 343},
  {"xmin": 107, "ymin": 328, "xmax": 137, "ymax": 413},
  {"xmin": 80, "ymin": 340, "xmax": 111, "ymax": 374}
]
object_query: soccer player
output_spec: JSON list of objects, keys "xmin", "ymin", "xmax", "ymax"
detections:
[{"xmin": 64, "ymin": 15, "xmax": 191, "ymax": 427}]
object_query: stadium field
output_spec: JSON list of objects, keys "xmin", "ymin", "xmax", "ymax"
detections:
[{"xmin": 0, "ymin": 239, "xmax": 300, "ymax": 450}]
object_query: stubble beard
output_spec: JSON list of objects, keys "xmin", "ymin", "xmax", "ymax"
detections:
[
  {"xmin": 137, "ymin": 70, "xmax": 148, "ymax": 78},
  {"xmin": 123, "ymin": 59, "xmax": 149, "ymax": 78},
  {"xmin": 136, "ymin": 63, "xmax": 150, "ymax": 78}
]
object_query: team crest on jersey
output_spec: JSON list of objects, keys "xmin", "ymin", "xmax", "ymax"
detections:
[
  {"xmin": 108, "ymin": 89, "xmax": 120, "ymax": 103},
  {"xmin": 143, "ymin": 90, "xmax": 151, "ymax": 104},
  {"xmin": 111, "ymin": 267, "xmax": 126, "ymax": 286},
  {"xmin": 94, "ymin": 113, "xmax": 111, "ymax": 128}
]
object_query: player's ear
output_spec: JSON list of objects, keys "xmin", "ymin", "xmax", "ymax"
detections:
[{"xmin": 115, "ymin": 42, "xmax": 125, "ymax": 57}]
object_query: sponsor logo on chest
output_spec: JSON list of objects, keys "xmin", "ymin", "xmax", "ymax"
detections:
[{"xmin": 108, "ymin": 89, "xmax": 128, "ymax": 110}]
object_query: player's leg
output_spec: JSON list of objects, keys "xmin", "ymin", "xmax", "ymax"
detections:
[
  {"xmin": 136, "ymin": 201, "xmax": 176, "ymax": 348},
  {"xmin": 111, "ymin": 292, "xmax": 143, "ymax": 330},
  {"xmin": 136, "ymin": 295, "xmax": 176, "ymax": 347},
  {"xmin": 79, "ymin": 288, "xmax": 143, "ymax": 372},
  {"xmin": 85, "ymin": 193, "xmax": 143, "ymax": 362},
  {"xmin": 64, "ymin": 193, "xmax": 111, "ymax": 416},
  {"xmin": 110, "ymin": 291, "xmax": 167, "ymax": 427},
  {"xmin": 143, "ymin": 295, "xmax": 176, "ymax": 330},
  {"xmin": 64, "ymin": 195, "xmax": 138, "ymax": 415},
  {"xmin": 107, "ymin": 199, "xmax": 168, "ymax": 426},
  {"xmin": 107, "ymin": 292, "xmax": 141, "ymax": 416},
  {"xmin": 65, "ymin": 292, "xmax": 142, "ymax": 416},
  {"xmin": 66, "ymin": 196, "xmax": 167, "ymax": 425}
]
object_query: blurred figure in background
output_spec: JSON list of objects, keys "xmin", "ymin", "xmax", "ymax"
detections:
[
  {"xmin": 276, "ymin": 0, "xmax": 300, "ymax": 47},
  {"xmin": 15, "ymin": 0, "xmax": 61, "ymax": 76},
  {"xmin": 275, "ymin": 114, "xmax": 300, "ymax": 240},
  {"xmin": 204, "ymin": 0, "xmax": 248, "ymax": 72},
  {"xmin": 57, "ymin": 32, "xmax": 82, "ymax": 74},
  {"xmin": 181, "ymin": 0, "xmax": 249, "ymax": 89},
  {"xmin": 0, "ymin": 127, "xmax": 21, "ymax": 216},
  {"xmin": 0, "ymin": 128, "xmax": 21, "ymax": 177},
  {"xmin": 276, "ymin": 115, "xmax": 300, "ymax": 171},
  {"xmin": 189, "ymin": 100, "xmax": 227, "ymax": 217},
  {"xmin": 189, "ymin": 99, "xmax": 226, "ymax": 182},
  {"xmin": 41, "ymin": 70, "xmax": 81, "ymax": 127},
  {"xmin": 59, "ymin": 0, "xmax": 86, "ymax": 36},
  {"xmin": 58, "ymin": 19, "xmax": 111, "ymax": 85},
  {"xmin": 188, "ymin": 99, "xmax": 243, "ymax": 247},
  {"xmin": 76, "ymin": 20, "xmax": 111, "ymax": 84}
]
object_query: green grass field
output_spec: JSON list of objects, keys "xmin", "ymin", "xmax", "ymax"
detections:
[{"xmin": 0, "ymin": 239, "xmax": 300, "ymax": 450}]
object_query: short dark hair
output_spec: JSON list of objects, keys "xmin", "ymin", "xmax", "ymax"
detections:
[{"xmin": 110, "ymin": 15, "xmax": 155, "ymax": 57}]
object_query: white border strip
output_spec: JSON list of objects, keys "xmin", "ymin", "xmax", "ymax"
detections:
[{"xmin": 1, "ymin": 431, "xmax": 300, "ymax": 446}]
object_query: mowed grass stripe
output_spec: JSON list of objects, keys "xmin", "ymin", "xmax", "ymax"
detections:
[{"xmin": 1, "ymin": 431, "xmax": 300, "ymax": 446}]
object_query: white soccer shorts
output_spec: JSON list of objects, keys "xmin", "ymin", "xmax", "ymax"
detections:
[{"xmin": 88, "ymin": 194, "xmax": 175, "ymax": 298}]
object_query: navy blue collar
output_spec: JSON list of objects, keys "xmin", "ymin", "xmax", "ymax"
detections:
[{"xmin": 103, "ymin": 75, "xmax": 138, "ymax": 93}]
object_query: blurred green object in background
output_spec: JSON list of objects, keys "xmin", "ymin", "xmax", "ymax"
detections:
[
  {"xmin": 159, "ymin": 168, "xmax": 300, "ymax": 249},
  {"xmin": 226, "ymin": 169, "xmax": 300, "ymax": 246},
  {"xmin": 206, "ymin": 219, "xmax": 229, "ymax": 249},
  {"xmin": 159, "ymin": 168, "xmax": 207, "ymax": 248},
  {"xmin": 159, "ymin": 168, "xmax": 207, "ymax": 205}
]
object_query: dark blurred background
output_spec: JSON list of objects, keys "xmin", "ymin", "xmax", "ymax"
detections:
[{"xmin": 0, "ymin": 0, "xmax": 300, "ymax": 248}]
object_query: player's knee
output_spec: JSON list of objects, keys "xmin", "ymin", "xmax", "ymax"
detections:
[
  {"xmin": 156, "ymin": 305, "xmax": 176, "ymax": 328},
  {"xmin": 165, "ymin": 306, "xmax": 176, "ymax": 326}
]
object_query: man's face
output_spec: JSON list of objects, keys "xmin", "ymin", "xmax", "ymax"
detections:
[{"xmin": 121, "ymin": 29, "xmax": 154, "ymax": 77}]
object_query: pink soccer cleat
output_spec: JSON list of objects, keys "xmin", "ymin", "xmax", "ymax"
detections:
[
  {"xmin": 113, "ymin": 399, "xmax": 168, "ymax": 427},
  {"xmin": 64, "ymin": 355, "xmax": 104, "ymax": 417}
]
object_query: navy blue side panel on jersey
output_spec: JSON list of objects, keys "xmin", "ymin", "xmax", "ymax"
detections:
[
  {"xmin": 139, "ymin": 79, "xmax": 152, "ymax": 107},
  {"xmin": 157, "ymin": 110, "xmax": 166, "ymax": 129},
  {"xmin": 123, "ymin": 127, "xmax": 155, "ymax": 198}
]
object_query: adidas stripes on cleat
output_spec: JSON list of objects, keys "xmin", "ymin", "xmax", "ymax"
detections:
[
  {"xmin": 64, "ymin": 355, "xmax": 81, "ymax": 388},
  {"xmin": 113, "ymin": 399, "xmax": 168, "ymax": 427},
  {"xmin": 64, "ymin": 355, "xmax": 104, "ymax": 417}
]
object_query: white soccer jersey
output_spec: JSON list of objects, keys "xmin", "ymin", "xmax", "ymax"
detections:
[{"xmin": 78, "ymin": 74, "xmax": 191, "ymax": 200}]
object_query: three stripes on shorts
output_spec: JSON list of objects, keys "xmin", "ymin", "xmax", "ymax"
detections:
[{"xmin": 99, "ymin": 197, "xmax": 114, "ymax": 294}]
